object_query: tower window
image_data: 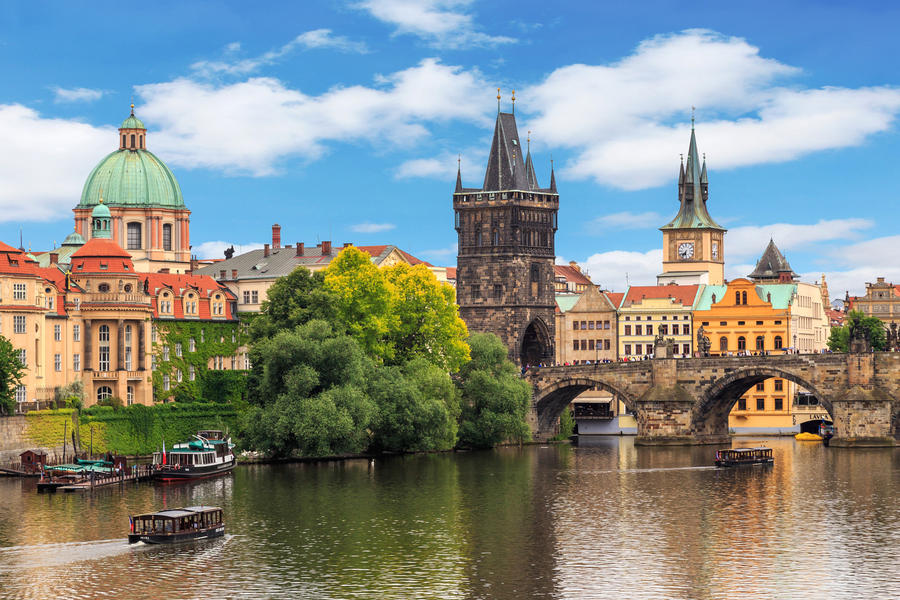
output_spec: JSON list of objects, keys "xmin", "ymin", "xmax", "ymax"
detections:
[
  {"xmin": 127, "ymin": 222, "xmax": 142, "ymax": 250},
  {"xmin": 493, "ymin": 284, "xmax": 502, "ymax": 300},
  {"xmin": 130, "ymin": 134, "xmax": 135, "ymax": 148},
  {"xmin": 122, "ymin": 134, "xmax": 126, "ymax": 148},
  {"xmin": 139, "ymin": 134, "xmax": 143, "ymax": 148},
  {"xmin": 162, "ymin": 224, "xmax": 172, "ymax": 251}
]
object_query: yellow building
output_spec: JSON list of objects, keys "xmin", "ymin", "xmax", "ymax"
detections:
[{"xmin": 617, "ymin": 284, "xmax": 701, "ymax": 359}]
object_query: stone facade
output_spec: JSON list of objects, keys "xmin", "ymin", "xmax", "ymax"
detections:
[{"xmin": 454, "ymin": 109, "xmax": 558, "ymax": 364}]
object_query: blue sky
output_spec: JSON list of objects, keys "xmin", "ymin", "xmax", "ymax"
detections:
[{"xmin": 2, "ymin": 0, "xmax": 900, "ymax": 297}]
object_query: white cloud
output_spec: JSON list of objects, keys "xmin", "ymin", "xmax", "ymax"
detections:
[
  {"xmin": 350, "ymin": 222, "xmax": 396, "ymax": 233},
  {"xmin": 52, "ymin": 87, "xmax": 104, "ymax": 103},
  {"xmin": 524, "ymin": 29, "xmax": 900, "ymax": 190},
  {"xmin": 420, "ymin": 242, "xmax": 458, "ymax": 261},
  {"xmin": 587, "ymin": 211, "xmax": 664, "ymax": 231},
  {"xmin": 0, "ymin": 104, "xmax": 111, "ymax": 222},
  {"xmin": 137, "ymin": 58, "xmax": 488, "ymax": 175},
  {"xmin": 193, "ymin": 240, "xmax": 264, "ymax": 259},
  {"xmin": 579, "ymin": 249, "xmax": 663, "ymax": 292},
  {"xmin": 395, "ymin": 147, "xmax": 482, "ymax": 180},
  {"xmin": 807, "ymin": 235, "xmax": 900, "ymax": 297},
  {"xmin": 726, "ymin": 218, "xmax": 873, "ymax": 262},
  {"xmin": 191, "ymin": 30, "xmax": 368, "ymax": 77},
  {"xmin": 356, "ymin": 0, "xmax": 515, "ymax": 49}
]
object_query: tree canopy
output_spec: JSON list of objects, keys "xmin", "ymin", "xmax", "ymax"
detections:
[
  {"xmin": 827, "ymin": 310, "xmax": 887, "ymax": 352},
  {"xmin": 0, "ymin": 335, "xmax": 24, "ymax": 415}
]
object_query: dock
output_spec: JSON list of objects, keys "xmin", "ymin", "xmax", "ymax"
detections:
[{"xmin": 37, "ymin": 465, "xmax": 154, "ymax": 493}]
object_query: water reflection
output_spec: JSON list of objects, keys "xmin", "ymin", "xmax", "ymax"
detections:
[{"xmin": 0, "ymin": 439, "xmax": 897, "ymax": 599}]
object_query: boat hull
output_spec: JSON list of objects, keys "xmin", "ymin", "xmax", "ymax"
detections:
[
  {"xmin": 715, "ymin": 458, "xmax": 774, "ymax": 467},
  {"xmin": 128, "ymin": 525, "xmax": 225, "ymax": 544},
  {"xmin": 152, "ymin": 458, "xmax": 236, "ymax": 482}
]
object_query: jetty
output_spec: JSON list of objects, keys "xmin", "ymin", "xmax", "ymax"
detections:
[{"xmin": 37, "ymin": 464, "xmax": 154, "ymax": 493}]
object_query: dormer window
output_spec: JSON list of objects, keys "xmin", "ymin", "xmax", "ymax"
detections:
[{"xmin": 100, "ymin": 263, "xmax": 108, "ymax": 270}]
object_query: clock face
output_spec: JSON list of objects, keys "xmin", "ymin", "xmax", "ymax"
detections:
[
  {"xmin": 712, "ymin": 241, "xmax": 719, "ymax": 260},
  {"xmin": 678, "ymin": 242, "xmax": 694, "ymax": 260}
]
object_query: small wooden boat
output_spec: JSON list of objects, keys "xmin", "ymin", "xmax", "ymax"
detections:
[
  {"xmin": 715, "ymin": 447, "xmax": 773, "ymax": 467},
  {"xmin": 128, "ymin": 506, "xmax": 224, "ymax": 544}
]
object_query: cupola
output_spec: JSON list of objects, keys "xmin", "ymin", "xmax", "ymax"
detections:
[
  {"xmin": 119, "ymin": 104, "xmax": 147, "ymax": 150},
  {"xmin": 91, "ymin": 200, "xmax": 112, "ymax": 239}
]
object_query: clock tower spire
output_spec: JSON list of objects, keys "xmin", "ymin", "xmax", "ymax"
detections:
[{"xmin": 658, "ymin": 121, "xmax": 726, "ymax": 285}]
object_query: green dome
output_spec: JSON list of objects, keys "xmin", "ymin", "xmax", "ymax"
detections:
[
  {"xmin": 78, "ymin": 148, "xmax": 185, "ymax": 209},
  {"xmin": 92, "ymin": 202, "xmax": 111, "ymax": 218},
  {"xmin": 121, "ymin": 114, "xmax": 145, "ymax": 129},
  {"xmin": 62, "ymin": 231, "xmax": 86, "ymax": 246}
]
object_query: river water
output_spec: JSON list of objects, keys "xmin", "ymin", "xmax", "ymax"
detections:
[{"xmin": 0, "ymin": 438, "xmax": 897, "ymax": 599}]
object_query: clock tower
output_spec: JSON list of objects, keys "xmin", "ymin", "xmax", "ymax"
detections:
[{"xmin": 658, "ymin": 122, "xmax": 726, "ymax": 285}]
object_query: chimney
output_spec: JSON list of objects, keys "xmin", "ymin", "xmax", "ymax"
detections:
[
  {"xmin": 272, "ymin": 224, "xmax": 281, "ymax": 248},
  {"xmin": 50, "ymin": 253, "xmax": 58, "ymax": 265},
  {"xmin": 569, "ymin": 260, "xmax": 580, "ymax": 273},
  {"xmin": 343, "ymin": 242, "xmax": 351, "ymax": 248},
  {"xmin": 296, "ymin": 242, "xmax": 304, "ymax": 257},
  {"xmin": 232, "ymin": 269, "xmax": 238, "ymax": 279},
  {"xmin": 322, "ymin": 240, "xmax": 332, "ymax": 255},
  {"xmin": 264, "ymin": 243, "xmax": 270, "ymax": 257}
]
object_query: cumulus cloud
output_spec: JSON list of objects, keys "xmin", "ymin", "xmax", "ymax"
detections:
[
  {"xmin": 356, "ymin": 0, "xmax": 514, "ymax": 48},
  {"xmin": 52, "ymin": 87, "xmax": 104, "ymax": 103},
  {"xmin": 137, "ymin": 58, "xmax": 488, "ymax": 175},
  {"xmin": 578, "ymin": 249, "xmax": 663, "ymax": 292},
  {"xmin": 350, "ymin": 222, "xmax": 396, "ymax": 233},
  {"xmin": 191, "ymin": 30, "xmax": 369, "ymax": 77},
  {"xmin": 726, "ymin": 218, "xmax": 873, "ymax": 262},
  {"xmin": 419, "ymin": 242, "xmax": 458, "ymax": 261},
  {"xmin": 587, "ymin": 211, "xmax": 665, "ymax": 231},
  {"xmin": 193, "ymin": 240, "xmax": 265, "ymax": 259},
  {"xmin": 524, "ymin": 29, "xmax": 900, "ymax": 189},
  {"xmin": 395, "ymin": 147, "xmax": 483, "ymax": 180},
  {"xmin": 0, "ymin": 104, "xmax": 111, "ymax": 222}
]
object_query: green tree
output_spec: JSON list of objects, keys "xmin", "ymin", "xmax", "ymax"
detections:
[
  {"xmin": 456, "ymin": 333, "xmax": 532, "ymax": 449},
  {"xmin": 241, "ymin": 320, "xmax": 376, "ymax": 457},
  {"xmin": 0, "ymin": 335, "xmax": 25, "ymax": 415},
  {"xmin": 827, "ymin": 310, "xmax": 887, "ymax": 352},
  {"xmin": 251, "ymin": 267, "xmax": 337, "ymax": 341},
  {"xmin": 368, "ymin": 358, "xmax": 460, "ymax": 453}
]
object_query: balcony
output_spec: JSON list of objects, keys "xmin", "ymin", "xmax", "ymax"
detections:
[{"xmin": 82, "ymin": 292, "xmax": 151, "ymax": 305}]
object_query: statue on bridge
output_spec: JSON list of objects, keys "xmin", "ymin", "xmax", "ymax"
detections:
[
  {"xmin": 887, "ymin": 322, "xmax": 900, "ymax": 352},
  {"xmin": 849, "ymin": 317, "xmax": 872, "ymax": 353},
  {"xmin": 696, "ymin": 325, "xmax": 711, "ymax": 357}
]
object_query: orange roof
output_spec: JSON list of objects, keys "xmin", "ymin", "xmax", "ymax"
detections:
[
  {"xmin": 445, "ymin": 266, "xmax": 457, "ymax": 280},
  {"xmin": 623, "ymin": 284, "xmax": 699, "ymax": 307},
  {"xmin": 355, "ymin": 245, "xmax": 433, "ymax": 267},
  {"xmin": 143, "ymin": 272, "xmax": 236, "ymax": 320},
  {"xmin": 70, "ymin": 238, "xmax": 134, "ymax": 274},
  {"xmin": 605, "ymin": 292, "xmax": 624, "ymax": 307},
  {"xmin": 554, "ymin": 264, "xmax": 593, "ymax": 286}
]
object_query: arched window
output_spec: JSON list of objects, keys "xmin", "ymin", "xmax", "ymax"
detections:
[
  {"xmin": 162, "ymin": 224, "xmax": 172, "ymax": 251},
  {"xmin": 774, "ymin": 336, "xmax": 783, "ymax": 349},
  {"xmin": 719, "ymin": 336, "xmax": 728, "ymax": 351},
  {"xmin": 756, "ymin": 336, "xmax": 765, "ymax": 350},
  {"xmin": 121, "ymin": 134, "xmax": 126, "ymax": 148},
  {"xmin": 737, "ymin": 336, "xmax": 746, "ymax": 350},
  {"xmin": 97, "ymin": 386, "xmax": 113, "ymax": 402},
  {"xmin": 130, "ymin": 134, "xmax": 135, "ymax": 148},
  {"xmin": 124, "ymin": 325, "xmax": 133, "ymax": 370},
  {"xmin": 127, "ymin": 222, "xmax": 142, "ymax": 249},
  {"xmin": 742, "ymin": 291, "xmax": 748, "ymax": 305},
  {"xmin": 98, "ymin": 325, "xmax": 110, "ymax": 371},
  {"xmin": 475, "ymin": 230, "xmax": 482, "ymax": 247},
  {"xmin": 492, "ymin": 229, "xmax": 499, "ymax": 246},
  {"xmin": 735, "ymin": 291, "xmax": 741, "ymax": 305},
  {"xmin": 139, "ymin": 135, "xmax": 143, "ymax": 148}
]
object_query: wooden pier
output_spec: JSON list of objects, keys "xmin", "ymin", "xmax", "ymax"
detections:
[{"xmin": 37, "ymin": 465, "xmax": 155, "ymax": 493}]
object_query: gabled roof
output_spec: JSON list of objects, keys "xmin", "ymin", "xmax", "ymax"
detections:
[
  {"xmin": 606, "ymin": 292, "xmax": 624, "ymax": 308},
  {"xmin": 445, "ymin": 266, "xmax": 457, "ymax": 281},
  {"xmin": 0, "ymin": 241, "xmax": 41, "ymax": 276},
  {"xmin": 748, "ymin": 239, "xmax": 797, "ymax": 281},
  {"xmin": 143, "ymin": 272, "xmax": 236, "ymax": 320},
  {"xmin": 554, "ymin": 264, "xmax": 593, "ymax": 286},
  {"xmin": 622, "ymin": 284, "xmax": 700, "ymax": 308}
]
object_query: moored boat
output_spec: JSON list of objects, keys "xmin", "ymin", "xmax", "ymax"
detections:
[
  {"xmin": 151, "ymin": 431, "xmax": 235, "ymax": 481},
  {"xmin": 715, "ymin": 447, "xmax": 774, "ymax": 467},
  {"xmin": 128, "ymin": 506, "xmax": 224, "ymax": 544}
]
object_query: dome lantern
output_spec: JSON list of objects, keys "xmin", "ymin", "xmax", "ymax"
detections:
[
  {"xmin": 91, "ymin": 198, "xmax": 112, "ymax": 239},
  {"xmin": 119, "ymin": 104, "xmax": 147, "ymax": 150}
]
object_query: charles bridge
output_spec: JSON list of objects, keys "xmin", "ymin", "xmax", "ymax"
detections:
[{"xmin": 525, "ymin": 352, "xmax": 900, "ymax": 446}]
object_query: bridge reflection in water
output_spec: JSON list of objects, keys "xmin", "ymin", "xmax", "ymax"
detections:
[{"xmin": 527, "ymin": 352, "xmax": 900, "ymax": 446}]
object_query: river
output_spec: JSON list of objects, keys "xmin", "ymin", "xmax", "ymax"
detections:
[{"xmin": 0, "ymin": 438, "xmax": 897, "ymax": 599}]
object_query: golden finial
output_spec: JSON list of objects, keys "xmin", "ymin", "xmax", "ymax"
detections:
[
  {"xmin": 691, "ymin": 105, "xmax": 696, "ymax": 127},
  {"xmin": 511, "ymin": 89, "xmax": 516, "ymax": 114},
  {"xmin": 99, "ymin": 188, "xmax": 104, "ymax": 204},
  {"xmin": 497, "ymin": 87, "xmax": 501, "ymax": 112},
  {"xmin": 130, "ymin": 103, "xmax": 135, "ymax": 115}
]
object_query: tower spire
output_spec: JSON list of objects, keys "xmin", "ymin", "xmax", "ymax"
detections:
[{"xmin": 455, "ymin": 154, "xmax": 463, "ymax": 193}]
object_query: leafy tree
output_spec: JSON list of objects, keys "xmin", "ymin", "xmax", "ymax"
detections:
[
  {"xmin": 553, "ymin": 406, "xmax": 575, "ymax": 441},
  {"xmin": 241, "ymin": 320, "xmax": 376, "ymax": 457},
  {"xmin": 368, "ymin": 358, "xmax": 460, "ymax": 453},
  {"xmin": 251, "ymin": 267, "xmax": 337, "ymax": 341},
  {"xmin": 0, "ymin": 335, "xmax": 25, "ymax": 415},
  {"xmin": 456, "ymin": 333, "xmax": 532, "ymax": 449},
  {"xmin": 827, "ymin": 310, "xmax": 887, "ymax": 352}
]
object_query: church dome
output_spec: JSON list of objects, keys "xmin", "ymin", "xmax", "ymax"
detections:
[
  {"xmin": 62, "ymin": 231, "xmax": 86, "ymax": 246},
  {"xmin": 78, "ymin": 110, "xmax": 185, "ymax": 210}
]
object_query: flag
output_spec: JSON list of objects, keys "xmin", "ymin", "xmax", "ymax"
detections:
[{"xmin": 162, "ymin": 437, "xmax": 166, "ymax": 465}]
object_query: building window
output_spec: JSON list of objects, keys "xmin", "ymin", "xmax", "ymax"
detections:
[
  {"xmin": 74, "ymin": 353, "xmax": 81, "ymax": 372},
  {"xmin": 13, "ymin": 283, "xmax": 26, "ymax": 300},
  {"xmin": 176, "ymin": 369, "xmax": 182, "ymax": 383},
  {"xmin": 200, "ymin": 329, "xmax": 205, "ymax": 343},
  {"xmin": 588, "ymin": 339, "xmax": 595, "ymax": 350},
  {"xmin": 742, "ymin": 291, "xmax": 748, "ymax": 305},
  {"xmin": 682, "ymin": 343, "xmax": 690, "ymax": 355},
  {"xmin": 127, "ymin": 386, "xmax": 134, "ymax": 406},
  {"xmin": 624, "ymin": 344, "xmax": 631, "ymax": 355},
  {"xmin": 13, "ymin": 315, "xmax": 25, "ymax": 334},
  {"xmin": 231, "ymin": 355, "xmax": 237, "ymax": 370},
  {"xmin": 493, "ymin": 284, "xmax": 502, "ymax": 300},
  {"xmin": 756, "ymin": 336, "xmax": 765, "ymax": 351},
  {"xmin": 163, "ymin": 375, "xmax": 170, "ymax": 391},
  {"xmin": 646, "ymin": 325, "xmax": 653, "ymax": 335},
  {"xmin": 683, "ymin": 324, "xmax": 690, "ymax": 336},
  {"xmin": 127, "ymin": 222, "xmax": 142, "ymax": 250},
  {"xmin": 189, "ymin": 365, "xmax": 195, "ymax": 381},
  {"xmin": 243, "ymin": 353, "xmax": 250, "ymax": 369},
  {"xmin": 774, "ymin": 398, "xmax": 783, "ymax": 411},
  {"xmin": 175, "ymin": 342, "xmax": 182, "ymax": 357},
  {"xmin": 73, "ymin": 324, "xmax": 80, "ymax": 342},
  {"xmin": 573, "ymin": 340, "xmax": 579, "ymax": 351},
  {"xmin": 251, "ymin": 291, "xmax": 259, "ymax": 304},
  {"xmin": 719, "ymin": 336, "xmax": 728, "ymax": 351},
  {"xmin": 635, "ymin": 325, "xmax": 642, "ymax": 335},
  {"xmin": 189, "ymin": 337, "xmax": 196, "ymax": 352},
  {"xmin": 580, "ymin": 340, "xmax": 587, "ymax": 351},
  {"xmin": 737, "ymin": 336, "xmax": 746, "ymax": 351},
  {"xmin": 635, "ymin": 344, "xmax": 643, "ymax": 355},
  {"xmin": 243, "ymin": 291, "xmax": 250, "ymax": 304},
  {"xmin": 125, "ymin": 346, "xmax": 132, "ymax": 371},
  {"xmin": 97, "ymin": 386, "xmax": 112, "ymax": 402},
  {"xmin": 735, "ymin": 291, "xmax": 740, "ymax": 305},
  {"xmin": 573, "ymin": 321, "xmax": 579, "ymax": 330},
  {"xmin": 756, "ymin": 398, "xmax": 765, "ymax": 411},
  {"xmin": 737, "ymin": 398, "xmax": 746, "ymax": 411},
  {"xmin": 162, "ymin": 224, "xmax": 172, "ymax": 251},
  {"xmin": 774, "ymin": 379, "xmax": 783, "ymax": 391},
  {"xmin": 16, "ymin": 385, "xmax": 26, "ymax": 403},
  {"xmin": 98, "ymin": 324, "xmax": 110, "ymax": 371},
  {"xmin": 54, "ymin": 354, "xmax": 61, "ymax": 372},
  {"xmin": 605, "ymin": 340, "xmax": 611, "ymax": 350},
  {"xmin": 470, "ymin": 285, "xmax": 479, "ymax": 301},
  {"xmin": 660, "ymin": 324, "xmax": 668, "ymax": 335},
  {"xmin": 774, "ymin": 336, "xmax": 783, "ymax": 349},
  {"xmin": 604, "ymin": 321, "xmax": 610, "ymax": 330},
  {"xmin": 54, "ymin": 324, "xmax": 61, "ymax": 341},
  {"xmin": 756, "ymin": 382, "xmax": 765, "ymax": 391},
  {"xmin": 162, "ymin": 346, "xmax": 170, "ymax": 361}
]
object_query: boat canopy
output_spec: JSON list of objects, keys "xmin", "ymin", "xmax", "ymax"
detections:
[{"xmin": 131, "ymin": 506, "xmax": 222, "ymax": 520}]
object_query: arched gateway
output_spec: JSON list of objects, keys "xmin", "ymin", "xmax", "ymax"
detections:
[
  {"xmin": 526, "ymin": 353, "xmax": 900, "ymax": 446},
  {"xmin": 520, "ymin": 318, "xmax": 553, "ymax": 367}
]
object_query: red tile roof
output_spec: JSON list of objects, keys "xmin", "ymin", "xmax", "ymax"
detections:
[
  {"xmin": 445, "ymin": 266, "xmax": 457, "ymax": 280},
  {"xmin": 70, "ymin": 239, "xmax": 134, "ymax": 273},
  {"xmin": 554, "ymin": 264, "xmax": 593, "ymax": 286},
  {"xmin": 143, "ymin": 273, "xmax": 237, "ymax": 320},
  {"xmin": 605, "ymin": 292, "xmax": 624, "ymax": 308},
  {"xmin": 356, "ymin": 245, "xmax": 433, "ymax": 267},
  {"xmin": 623, "ymin": 284, "xmax": 700, "ymax": 307}
]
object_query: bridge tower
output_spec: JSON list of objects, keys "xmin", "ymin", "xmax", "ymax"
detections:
[
  {"xmin": 453, "ymin": 94, "xmax": 558, "ymax": 365},
  {"xmin": 658, "ymin": 120, "xmax": 727, "ymax": 286}
]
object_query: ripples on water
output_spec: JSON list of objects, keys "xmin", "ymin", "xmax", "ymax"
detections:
[{"xmin": 0, "ymin": 439, "xmax": 897, "ymax": 599}]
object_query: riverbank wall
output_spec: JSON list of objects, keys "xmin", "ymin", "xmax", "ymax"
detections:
[{"xmin": 0, "ymin": 404, "xmax": 238, "ymax": 462}]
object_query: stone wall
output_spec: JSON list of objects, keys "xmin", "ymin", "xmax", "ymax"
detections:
[{"xmin": 0, "ymin": 416, "xmax": 65, "ymax": 463}]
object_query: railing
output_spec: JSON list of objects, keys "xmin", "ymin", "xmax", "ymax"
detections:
[{"xmin": 82, "ymin": 292, "xmax": 151, "ymax": 305}]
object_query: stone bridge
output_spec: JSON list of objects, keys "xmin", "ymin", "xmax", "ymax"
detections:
[{"xmin": 525, "ymin": 352, "xmax": 900, "ymax": 446}]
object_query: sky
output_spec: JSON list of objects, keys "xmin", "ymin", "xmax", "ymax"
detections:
[{"xmin": 1, "ymin": 0, "xmax": 899, "ymax": 298}]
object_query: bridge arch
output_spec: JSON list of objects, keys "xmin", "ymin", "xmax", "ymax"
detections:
[
  {"xmin": 695, "ymin": 365, "xmax": 834, "ymax": 439},
  {"xmin": 533, "ymin": 377, "xmax": 635, "ymax": 435},
  {"xmin": 519, "ymin": 316, "xmax": 553, "ymax": 366}
]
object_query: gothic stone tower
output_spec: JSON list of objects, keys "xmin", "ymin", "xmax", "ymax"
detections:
[
  {"xmin": 454, "ymin": 102, "xmax": 558, "ymax": 365},
  {"xmin": 658, "ymin": 122, "xmax": 726, "ymax": 286}
]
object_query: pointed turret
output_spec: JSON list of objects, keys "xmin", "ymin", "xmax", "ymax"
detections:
[
  {"xmin": 549, "ymin": 162, "xmax": 557, "ymax": 193},
  {"xmin": 661, "ymin": 124, "xmax": 724, "ymax": 231},
  {"xmin": 455, "ymin": 162, "xmax": 463, "ymax": 193},
  {"xmin": 482, "ymin": 112, "xmax": 530, "ymax": 191},
  {"xmin": 524, "ymin": 150, "xmax": 538, "ymax": 190},
  {"xmin": 747, "ymin": 238, "xmax": 798, "ymax": 283}
]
